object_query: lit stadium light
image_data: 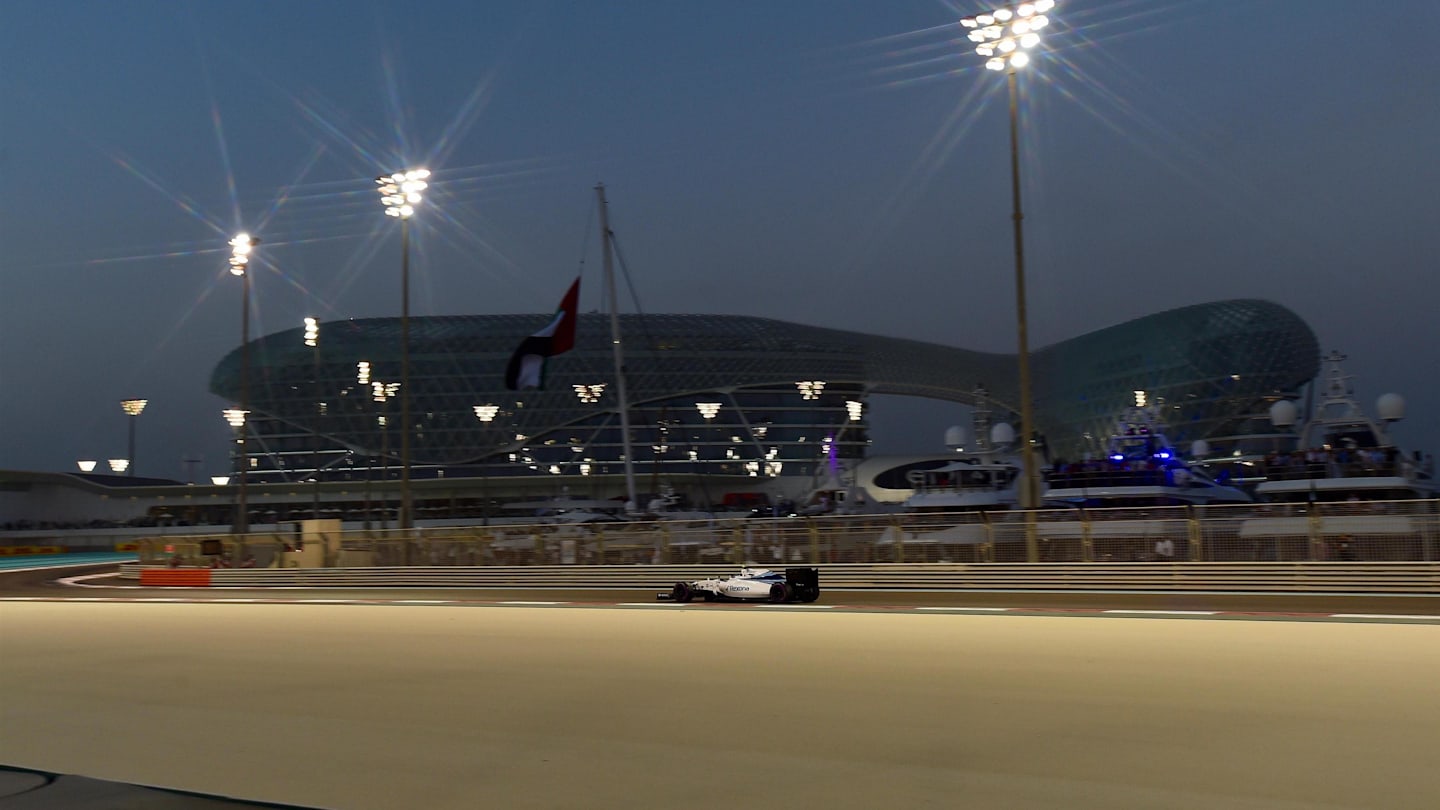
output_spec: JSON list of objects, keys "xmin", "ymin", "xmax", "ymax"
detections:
[
  {"xmin": 222, "ymin": 409, "xmax": 248, "ymax": 428},
  {"xmin": 120, "ymin": 398, "xmax": 148, "ymax": 476},
  {"xmin": 473, "ymin": 404, "xmax": 499, "ymax": 422},
  {"xmin": 696, "ymin": 402, "xmax": 721, "ymax": 420},
  {"xmin": 375, "ymin": 169, "xmax": 430, "ymax": 219},
  {"xmin": 303, "ymin": 317, "xmax": 319, "ymax": 347},
  {"xmin": 573, "ymin": 383, "xmax": 607, "ymax": 404},
  {"xmin": 1135, "ymin": 390, "xmax": 1148, "ymax": 407},
  {"xmin": 211, "ymin": 476, "xmax": 231, "ymax": 486},
  {"xmin": 846, "ymin": 400, "xmax": 864, "ymax": 421},
  {"xmin": 356, "ymin": 361, "xmax": 371, "ymax": 386},
  {"xmin": 960, "ymin": 2, "xmax": 1053, "ymax": 71},
  {"xmin": 77, "ymin": 460, "xmax": 97, "ymax": 472},
  {"xmin": 796, "ymin": 380, "xmax": 826, "ymax": 400},
  {"xmin": 108, "ymin": 459, "xmax": 130, "ymax": 473},
  {"xmin": 228, "ymin": 233, "xmax": 257, "ymax": 275}
]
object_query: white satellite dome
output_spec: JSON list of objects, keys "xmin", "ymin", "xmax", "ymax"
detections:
[
  {"xmin": 1376, "ymin": 393, "xmax": 1406, "ymax": 422},
  {"xmin": 990, "ymin": 422, "xmax": 1016, "ymax": 447},
  {"xmin": 944, "ymin": 425, "xmax": 968, "ymax": 450},
  {"xmin": 1190, "ymin": 439, "xmax": 1210, "ymax": 458},
  {"xmin": 1269, "ymin": 400, "xmax": 1299, "ymax": 428}
]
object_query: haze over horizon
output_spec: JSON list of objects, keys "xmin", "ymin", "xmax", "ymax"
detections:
[{"xmin": 2, "ymin": 1, "xmax": 1436, "ymax": 480}]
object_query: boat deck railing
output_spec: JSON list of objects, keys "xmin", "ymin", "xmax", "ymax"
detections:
[{"xmin": 1261, "ymin": 461, "xmax": 1402, "ymax": 481}]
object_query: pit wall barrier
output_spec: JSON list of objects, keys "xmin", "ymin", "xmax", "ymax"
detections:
[
  {"xmin": 121, "ymin": 500, "xmax": 1440, "ymax": 571},
  {"xmin": 115, "ymin": 561, "xmax": 1440, "ymax": 594}
]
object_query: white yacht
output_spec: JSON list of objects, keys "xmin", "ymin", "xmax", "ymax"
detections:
[
  {"xmin": 1043, "ymin": 391, "xmax": 1252, "ymax": 508},
  {"xmin": 1236, "ymin": 352, "xmax": 1436, "ymax": 556},
  {"xmin": 903, "ymin": 389, "xmax": 1021, "ymax": 513},
  {"xmin": 1253, "ymin": 350, "xmax": 1436, "ymax": 504}
]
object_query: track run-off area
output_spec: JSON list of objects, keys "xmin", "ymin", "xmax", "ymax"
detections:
[{"xmin": 3, "ymin": 561, "xmax": 1439, "ymax": 808}]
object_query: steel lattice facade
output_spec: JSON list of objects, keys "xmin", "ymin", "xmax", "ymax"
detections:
[{"xmin": 210, "ymin": 299, "xmax": 1318, "ymax": 484}]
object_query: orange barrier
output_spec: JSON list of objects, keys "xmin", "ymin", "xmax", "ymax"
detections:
[
  {"xmin": 138, "ymin": 568, "xmax": 213, "ymax": 587},
  {"xmin": 0, "ymin": 546, "xmax": 65, "ymax": 556},
  {"xmin": 114, "ymin": 542, "xmax": 140, "ymax": 552}
]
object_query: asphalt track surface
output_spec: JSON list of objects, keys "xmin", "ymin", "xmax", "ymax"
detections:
[
  {"xmin": 4, "ymin": 588, "xmax": 1440, "ymax": 809},
  {"xmin": 3, "ymin": 564, "xmax": 1440, "ymax": 808}
]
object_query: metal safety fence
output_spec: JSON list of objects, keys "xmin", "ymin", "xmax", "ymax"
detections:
[{"xmin": 128, "ymin": 499, "xmax": 1440, "ymax": 569}]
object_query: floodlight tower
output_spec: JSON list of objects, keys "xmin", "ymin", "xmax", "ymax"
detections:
[
  {"xmin": 304, "ymin": 317, "xmax": 322, "ymax": 519},
  {"xmin": 120, "ymin": 399, "xmax": 147, "ymax": 476},
  {"xmin": 375, "ymin": 169, "xmax": 430, "ymax": 531},
  {"xmin": 961, "ymin": 0, "xmax": 1054, "ymax": 561},
  {"xmin": 228, "ymin": 232, "xmax": 258, "ymax": 534}
]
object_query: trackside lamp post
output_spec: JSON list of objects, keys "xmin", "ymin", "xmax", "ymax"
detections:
[
  {"xmin": 228, "ymin": 232, "xmax": 258, "ymax": 534},
  {"xmin": 375, "ymin": 169, "xmax": 430, "ymax": 531},
  {"xmin": 961, "ymin": 0, "xmax": 1055, "ymax": 562}
]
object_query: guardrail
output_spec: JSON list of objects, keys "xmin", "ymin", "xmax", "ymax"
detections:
[
  {"xmin": 116, "ymin": 561, "xmax": 1440, "ymax": 594},
  {"xmin": 117, "ymin": 499, "xmax": 1440, "ymax": 570}
]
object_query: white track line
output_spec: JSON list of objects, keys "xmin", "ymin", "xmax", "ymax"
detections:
[
  {"xmin": 1330, "ymin": 614, "xmax": 1439, "ymax": 620},
  {"xmin": 916, "ymin": 606, "xmax": 1009, "ymax": 612},
  {"xmin": 1102, "ymin": 610, "xmax": 1219, "ymax": 616},
  {"xmin": 497, "ymin": 601, "xmax": 564, "ymax": 605}
]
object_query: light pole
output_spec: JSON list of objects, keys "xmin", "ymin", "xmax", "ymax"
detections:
[
  {"xmin": 228, "ymin": 231, "xmax": 257, "ymax": 534},
  {"xmin": 474, "ymin": 404, "xmax": 499, "ymax": 526},
  {"xmin": 372, "ymin": 379, "xmax": 399, "ymax": 528},
  {"xmin": 304, "ymin": 317, "xmax": 321, "ymax": 521},
  {"xmin": 120, "ymin": 399, "xmax": 147, "ymax": 476},
  {"xmin": 961, "ymin": 0, "xmax": 1053, "ymax": 561},
  {"xmin": 223, "ymin": 408, "xmax": 248, "ymax": 530},
  {"xmin": 357, "ymin": 360, "xmax": 373, "ymax": 530},
  {"xmin": 375, "ymin": 168, "xmax": 430, "ymax": 531}
]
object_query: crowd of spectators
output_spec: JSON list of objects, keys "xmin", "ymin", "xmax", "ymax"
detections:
[
  {"xmin": 0, "ymin": 516, "xmax": 164, "ymax": 532},
  {"xmin": 1260, "ymin": 446, "xmax": 1398, "ymax": 480},
  {"xmin": 1047, "ymin": 456, "xmax": 1184, "ymax": 487}
]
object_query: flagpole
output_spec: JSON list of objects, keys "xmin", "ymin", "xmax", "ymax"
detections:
[{"xmin": 595, "ymin": 183, "xmax": 640, "ymax": 513}]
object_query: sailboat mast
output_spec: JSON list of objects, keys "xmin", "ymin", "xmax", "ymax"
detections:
[{"xmin": 595, "ymin": 183, "xmax": 640, "ymax": 512}]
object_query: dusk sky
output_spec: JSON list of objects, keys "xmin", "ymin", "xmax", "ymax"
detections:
[{"xmin": 2, "ymin": 1, "xmax": 1436, "ymax": 481}]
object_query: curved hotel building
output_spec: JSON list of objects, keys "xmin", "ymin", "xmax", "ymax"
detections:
[{"xmin": 211, "ymin": 298, "xmax": 1319, "ymax": 498}]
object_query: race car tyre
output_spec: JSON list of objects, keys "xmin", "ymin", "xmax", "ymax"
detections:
[
  {"xmin": 797, "ymin": 587, "xmax": 819, "ymax": 603},
  {"xmin": 767, "ymin": 582, "xmax": 790, "ymax": 603},
  {"xmin": 671, "ymin": 582, "xmax": 694, "ymax": 603}
]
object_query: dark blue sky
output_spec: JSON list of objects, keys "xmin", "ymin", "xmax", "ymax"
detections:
[{"xmin": 2, "ymin": 1, "xmax": 1436, "ymax": 480}]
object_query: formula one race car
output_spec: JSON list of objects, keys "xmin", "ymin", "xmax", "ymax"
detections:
[{"xmin": 659, "ymin": 567, "xmax": 820, "ymax": 604}]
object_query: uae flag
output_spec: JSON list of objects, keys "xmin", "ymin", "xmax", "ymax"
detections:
[{"xmin": 505, "ymin": 277, "xmax": 581, "ymax": 390}]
